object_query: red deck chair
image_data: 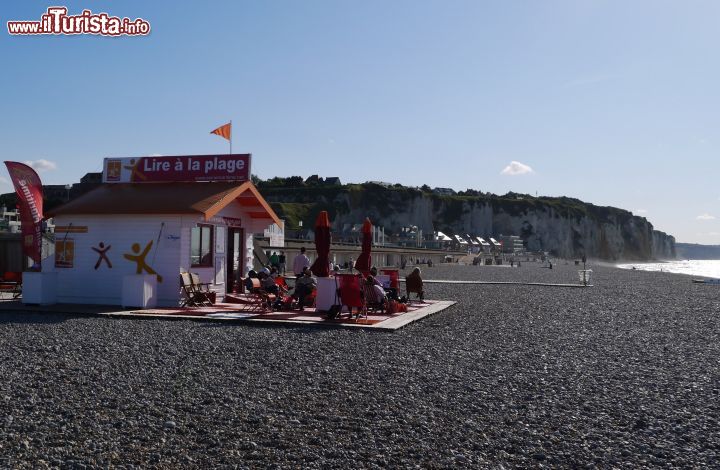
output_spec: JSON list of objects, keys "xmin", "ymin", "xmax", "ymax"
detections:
[
  {"xmin": 0, "ymin": 271, "xmax": 22, "ymax": 299},
  {"xmin": 380, "ymin": 269, "xmax": 400, "ymax": 290},
  {"xmin": 275, "ymin": 276, "xmax": 291, "ymax": 294},
  {"xmin": 337, "ymin": 274, "xmax": 364, "ymax": 319}
]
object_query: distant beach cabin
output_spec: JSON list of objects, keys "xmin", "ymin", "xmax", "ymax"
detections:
[{"xmin": 31, "ymin": 154, "xmax": 281, "ymax": 307}]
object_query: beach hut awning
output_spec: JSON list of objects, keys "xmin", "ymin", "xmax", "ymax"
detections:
[
  {"xmin": 46, "ymin": 181, "xmax": 282, "ymax": 226},
  {"xmin": 477, "ymin": 237, "xmax": 490, "ymax": 246},
  {"xmin": 454, "ymin": 235, "xmax": 468, "ymax": 244},
  {"xmin": 436, "ymin": 231, "xmax": 452, "ymax": 241}
]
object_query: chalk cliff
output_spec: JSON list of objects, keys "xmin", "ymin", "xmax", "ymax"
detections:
[{"xmin": 261, "ymin": 184, "xmax": 676, "ymax": 261}]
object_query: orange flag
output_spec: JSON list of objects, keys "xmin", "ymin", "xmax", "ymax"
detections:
[{"xmin": 210, "ymin": 122, "xmax": 231, "ymax": 141}]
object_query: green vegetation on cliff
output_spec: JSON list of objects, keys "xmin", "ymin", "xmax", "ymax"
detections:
[{"xmin": 258, "ymin": 179, "xmax": 636, "ymax": 229}]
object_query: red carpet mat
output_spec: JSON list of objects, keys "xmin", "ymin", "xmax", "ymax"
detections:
[{"xmin": 129, "ymin": 300, "xmax": 435, "ymax": 326}]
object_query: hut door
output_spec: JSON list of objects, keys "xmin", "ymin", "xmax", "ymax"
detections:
[{"xmin": 226, "ymin": 227, "xmax": 244, "ymax": 293}]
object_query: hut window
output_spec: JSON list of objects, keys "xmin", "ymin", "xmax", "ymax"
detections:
[{"xmin": 191, "ymin": 224, "xmax": 214, "ymax": 267}]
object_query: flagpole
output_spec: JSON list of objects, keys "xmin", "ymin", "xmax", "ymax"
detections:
[{"xmin": 229, "ymin": 119, "xmax": 232, "ymax": 154}]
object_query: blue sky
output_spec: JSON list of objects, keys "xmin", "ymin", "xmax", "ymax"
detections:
[{"xmin": 1, "ymin": 1, "xmax": 718, "ymax": 244}]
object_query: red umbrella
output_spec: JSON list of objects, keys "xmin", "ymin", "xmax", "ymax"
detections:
[
  {"xmin": 354, "ymin": 218, "xmax": 372, "ymax": 275},
  {"xmin": 310, "ymin": 211, "xmax": 331, "ymax": 277}
]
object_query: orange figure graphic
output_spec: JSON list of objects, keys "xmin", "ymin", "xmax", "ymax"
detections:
[
  {"xmin": 123, "ymin": 158, "xmax": 148, "ymax": 182},
  {"xmin": 123, "ymin": 241, "xmax": 162, "ymax": 282},
  {"xmin": 92, "ymin": 242, "xmax": 112, "ymax": 269}
]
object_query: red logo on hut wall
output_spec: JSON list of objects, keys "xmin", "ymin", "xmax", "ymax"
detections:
[
  {"xmin": 92, "ymin": 242, "xmax": 112, "ymax": 270},
  {"xmin": 123, "ymin": 241, "xmax": 162, "ymax": 282},
  {"xmin": 106, "ymin": 160, "xmax": 121, "ymax": 181}
]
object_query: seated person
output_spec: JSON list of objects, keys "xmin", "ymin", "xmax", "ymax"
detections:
[
  {"xmin": 368, "ymin": 267, "xmax": 383, "ymax": 286},
  {"xmin": 259, "ymin": 269, "xmax": 279, "ymax": 295},
  {"xmin": 244, "ymin": 270, "xmax": 258, "ymax": 292},
  {"xmin": 369, "ymin": 266, "xmax": 398, "ymax": 300},
  {"xmin": 292, "ymin": 267, "xmax": 317, "ymax": 311},
  {"xmin": 365, "ymin": 274, "xmax": 387, "ymax": 306},
  {"xmin": 405, "ymin": 267, "xmax": 424, "ymax": 301}
]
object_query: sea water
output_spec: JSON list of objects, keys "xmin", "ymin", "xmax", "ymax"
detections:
[{"xmin": 616, "ymin": 260, "xmax": 720, "ymax": 279}]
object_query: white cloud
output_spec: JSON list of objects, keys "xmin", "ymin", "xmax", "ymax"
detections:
[
  {"xmin": 23, "ymin": 159, "xmax": 57, "ymax": 172},
  {"xmin": 635, "ymin": 209, "xmax": 648, "ymax": 215},
  {"xmin": 500, "ymin": 161, "xmax": 534, "ymax": 176},
  {"xmin": 696, "ymin": 213, "xmax": 716, "ymax": 221}
]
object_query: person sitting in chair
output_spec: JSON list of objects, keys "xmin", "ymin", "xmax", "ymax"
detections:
[
  {"xmin": 365, "ymin": 274, "xmax": 388, "ymax": 306},
  {"xmin": 292, "ymin": 267, "xmax": 317, "ymax": 311},
  {"xmin": 259, "ymin": 268, "xmax": 279, "ymax": 295},
  {"xmin": 369, "ymin": 266, "xmax": 398, "ymax": 300},
  {"xmin": 244, "ymin": 270, "xmax": 258, "ymax": 292},
  {"xmin": 405, "ymin": 267, "xmax": 424, "ymax": 302}
]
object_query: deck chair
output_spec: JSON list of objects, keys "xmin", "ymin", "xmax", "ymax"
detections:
[
  {"xmin": 405, "ymin": 274, "xmax": 424, "ymax": 303},
  {"xmin": 180, "ymin": 272, "xmax": 212, "ymax": 307},
  {"xmin": 190, "ymin": 272, "xmax": 215, "ymax": 303},
  {"xmin": 275, "ymin": 276, "xmax": 292, "ymax": 295},
  {"xmin": 245, "ymin": 278, "xmax": 276, "ymax": 312},
  {"xmin": 337, "ymin": 274, "xmax": 364, "ymax": 319},
  {"xmin": 380, "ymin": 269, "xmax": 400, "ymax": 290},
  {"xmin": 362, "ymin": 282, "xmax": 386, "ymax": 316}
]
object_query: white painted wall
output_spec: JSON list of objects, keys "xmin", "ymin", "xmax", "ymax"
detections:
[
  {"xmin": 48, "ymin": 214, "xmax": 183, "ymax": 306},
  {"xmin": 48, "ymin": 200, "xmax": 275, "ymax": 306}
]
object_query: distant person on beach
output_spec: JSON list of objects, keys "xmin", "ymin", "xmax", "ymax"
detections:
[
  {"xmin": 269, "ymin": 251, "xmax": 280, "ymax": 271},
  {"xmin": 278, "ymin": 251, "xmax": 286, "ymax": 274},
  {"xmin": 293, "ymin": 247, "xmax": 311, "ymax": 277}
]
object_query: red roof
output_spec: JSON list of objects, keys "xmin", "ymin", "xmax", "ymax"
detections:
[{"xmin": 47, "ymin": 181, "xmax": 281, "ymax": 226}]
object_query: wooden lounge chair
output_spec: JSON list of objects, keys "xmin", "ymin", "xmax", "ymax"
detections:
[
  {"xmin": 180, "ymin": 272, "xmax": 212, "ymax": 307},
  {"xmin": 190, "ymin": 272, "xmax": 215, "ymax": 304},
  {"xmin": 245, "ymin": 278, "xmax": 276, "ymax": 312}
]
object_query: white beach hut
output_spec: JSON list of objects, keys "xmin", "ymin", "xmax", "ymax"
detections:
[{"xmin": 41, "ymin": 181, "xmax": 281, "ymax": 307}]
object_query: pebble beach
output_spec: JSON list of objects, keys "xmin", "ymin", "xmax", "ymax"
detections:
[{"xmin": 1, "ymin": 262, "xmax": 719, "ymax": 467}]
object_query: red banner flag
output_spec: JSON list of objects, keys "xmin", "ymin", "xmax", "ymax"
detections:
[
  {"xmin": 4, "ymin": 162, "xmax": 44, "ymax": 266},
  {"xmin": 210, "ymin": 122, "xmax": 231, "ymax": 141}
]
